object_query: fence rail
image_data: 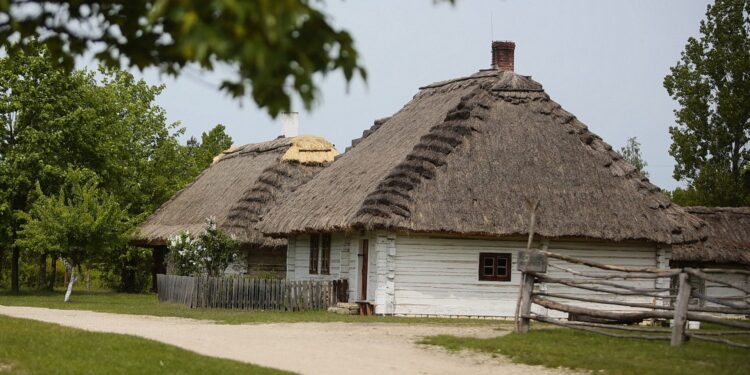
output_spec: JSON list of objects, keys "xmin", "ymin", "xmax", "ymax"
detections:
[
  {"xmin": 514, "ymin": 250, "xmax": 750, "ymax": 349},
  {"xmin": 157, "ymin": 274, "xmax": 348, "ymax": 311}
]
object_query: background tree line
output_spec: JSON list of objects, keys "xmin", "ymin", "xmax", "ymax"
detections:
[{"xmin": 0, "ymin": 43, "xmax": 233, "ymax": 293}]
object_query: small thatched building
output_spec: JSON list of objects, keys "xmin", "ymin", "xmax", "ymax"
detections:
[
  {"xmin": 259, "ymin": 42, "xmax": 705, "ymax": 317},
  {"xmin": 672, "ymin": 207, "xmax": 750, "ymax": 302},
  {"xmin": 132, "ymin": 135, "xmax": 338, "ymax": 281}
]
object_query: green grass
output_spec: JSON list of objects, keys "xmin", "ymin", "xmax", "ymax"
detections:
[
  {"xmin": 421, "ymin": 326, "xmax": 750, "ymax": 375},
  {"xmin": 0, "ymin": 289, "xmax": 508, "ymax": 326},
  {"xmin": 0, "ymin": 314, "xmax": 289, "ymax": 375}
]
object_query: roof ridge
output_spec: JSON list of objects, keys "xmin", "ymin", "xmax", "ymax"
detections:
[{"xmin": 353, "ymin": 86, "xmax": 494, "ymax": 225}]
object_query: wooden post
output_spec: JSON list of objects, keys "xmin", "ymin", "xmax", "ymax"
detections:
[
  {"xmin": 671, "ymin": 272, "xmax": 692, "ymax": 346},
  {"xmin": 516, "ymin": 273, "xmax": 535, "ymax": 333},
  {"xmin": 515, "ymin": 249, "xmax": 547, "ymax": 333}
]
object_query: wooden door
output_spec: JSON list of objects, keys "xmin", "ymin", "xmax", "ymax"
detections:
[{"xmin": 360, "ymin": 239, "xmax": 369, "ymax": 300}]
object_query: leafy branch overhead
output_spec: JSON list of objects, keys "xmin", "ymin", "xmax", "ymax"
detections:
[{"xmin": 0, "ymin": 0, "xmax": 367, "ymax": 116}]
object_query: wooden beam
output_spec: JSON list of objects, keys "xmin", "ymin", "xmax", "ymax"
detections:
[
  {"xmin": 541, "ymin": 251, "xmax": 677, "ymax": 274},
  {"xmin": 530, "ymin": 315, "xmax": 670, "ymax": 340}
]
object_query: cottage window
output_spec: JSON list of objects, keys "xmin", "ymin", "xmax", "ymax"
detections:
[
  {"xmin": 309, "ymin": 234, "xmax": 320, "ymax": 274},
  {"xmin": 478, "ymin": 253, "xmax": 511, "ymax": 281},
  {"xmin": 309, "ymin": 233, "xmax": 332, "ymax": 275},
  {"xmin": 321, "ymin": 233, "xmax": 331, "ymax": 275}
]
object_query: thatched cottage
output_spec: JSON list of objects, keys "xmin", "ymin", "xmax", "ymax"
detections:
[
  {"xmin": 672, "ymin": 207, "xmax": 750, "ymax": 302},
  {"xmin": 260, "ymin": 42, "xmax": 705, "ymax": 317},
  {"xmin": 132, "ymin": 135, "xmax": 338, "ymax": 281}
]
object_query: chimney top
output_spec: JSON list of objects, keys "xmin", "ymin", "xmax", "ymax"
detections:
[
  {"xmin": 281, "ymin": 112, "xmax": 299, "ymax": 138},
  {"xmin": 491, "ymin": 41, "xmax": 515, "ymax": 71}
]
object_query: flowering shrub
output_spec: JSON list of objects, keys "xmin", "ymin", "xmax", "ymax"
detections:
[{"xmin": 167, "ymin": 217, "xmax": 240, "ymax": 276}]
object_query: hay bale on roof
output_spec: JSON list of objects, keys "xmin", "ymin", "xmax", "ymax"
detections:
[
  {"xmin": 132, "ymin": 135, "xmax": 338, "ymax": 247},
  {"xmin": 260, "ymin": 70, "xmax": 704, "ymax": 245},
  {"xmin": 672, "ymin": 207, "xmax": 750, "ymax": 266}
]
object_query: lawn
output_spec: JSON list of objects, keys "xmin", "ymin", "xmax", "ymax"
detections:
[
  {"xmin": 421, "ymin": 325, "xmax": 750, "ymax": 375},
  {"xmin": 0, "ymin": 314, "xmax": 289, "ymax": 375},
  {"xmin": 0, "ymin": 289, "xmax": 508, "ymax": 326}
]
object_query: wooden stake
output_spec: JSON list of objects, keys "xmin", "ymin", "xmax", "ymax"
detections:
[
  {"xmin": 516, "ymin": 273, "xmax": 535, "ymax": 333},
  {"xmin": 671, "ymin": 272, "xmax": 692, "ymax": 346}
]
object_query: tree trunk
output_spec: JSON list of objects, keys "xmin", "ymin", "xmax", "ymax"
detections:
[
  {"xmin": 64, "ymin": 261, "xmax": 78, "ymax": 302},
  {"xmin": 48, "ymin": 255, "xmax": 57, "ymax": 290},
  {"xmin": 86, "ymin": 268, "xmax": 91, "ymax": 291},
  {"xmin": 39, "ymin": 253, "xmax": 47, "ymax": 289},
  {"xmin": 11, "ymin": 246, "xmax": 19, "ymax": 294}
]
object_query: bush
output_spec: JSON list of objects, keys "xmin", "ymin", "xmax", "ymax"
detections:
[{"xmin": 168, "ymin": 217, "xmax": 240, "ymax": 277}]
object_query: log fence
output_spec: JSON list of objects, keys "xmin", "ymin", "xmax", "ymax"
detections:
[
  {"xmin": 157, "ymin": 274, "xmax": 348, "ymax": 311},
  {"xmin": 514, "ymin": 249, "xmax": 750, "ymax": 349}
]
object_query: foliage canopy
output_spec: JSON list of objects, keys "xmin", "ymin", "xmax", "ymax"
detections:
[
  {"xmin": 664, "ymin": 0, "xmax": 750, "ymax": 206},
  {"xmin": 0, "ymin": 0, "xmax": 366, "ymax": 116}
]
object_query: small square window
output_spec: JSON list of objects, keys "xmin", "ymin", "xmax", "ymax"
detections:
[{"xmin": 478, "ymin": 253, "xmax": 512, "ymax": 282}]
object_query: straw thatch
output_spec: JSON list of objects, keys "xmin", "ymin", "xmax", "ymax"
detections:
[
  {"xmin": 260, "ymin": 70, "xmax": 704, "ymax": 244},
  {"xmin": 133, "ymin": 135, "xmax": 338, "ymax": 247},
  {"xmin": 672, "ymin": 207, "xmax": 750, "ymax": 266}
]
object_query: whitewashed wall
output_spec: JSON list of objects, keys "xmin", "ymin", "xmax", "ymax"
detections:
[
  {"xmin": 392, "ymin": 235, "xmax": 669, "ymax": 317},
  {"xmin": 704, "ymin": 273, "xmax": 750, "ymax": 308},
  {"xmin": 286, "ymin": 232, "xmax": 671, "ymax": 317}
]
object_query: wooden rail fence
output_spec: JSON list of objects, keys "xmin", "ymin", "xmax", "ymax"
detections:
[
  {"xmin": 157, "ymin": 274, "xmax": 348, "ymax": 311},
  {"xmin": 514, "ymin": 250, "xmax": 750, "ymax": 348}
]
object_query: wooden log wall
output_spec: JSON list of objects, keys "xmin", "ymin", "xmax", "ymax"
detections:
[{"xmin": 156, "ymin": 274, "xmax": 348, "ymax": 311}]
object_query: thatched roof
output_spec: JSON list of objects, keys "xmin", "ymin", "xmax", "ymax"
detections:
[
  {"xmin": 260, "ymin": 69, "xmax": 704, "ymax": 245},
  {"xmin": 133, "ymin": 135, "xmax": 338, "ymax": 247},
  {"xmin": 672, "ymin": 207, "xmax": 750, "ymax": 266}
]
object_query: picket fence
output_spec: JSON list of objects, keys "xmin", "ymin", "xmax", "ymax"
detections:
[{"xmin": 156, "ymin": 274, "xmax": 348, "ymax": 311}]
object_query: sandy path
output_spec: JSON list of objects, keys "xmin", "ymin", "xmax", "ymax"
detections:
[{"xmin": 0, "ymin": 306, "xmax": 573, "ymax": 375}]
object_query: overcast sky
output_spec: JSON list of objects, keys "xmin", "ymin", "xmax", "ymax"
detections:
[{"xmin": 110, "ymin": 0, "xmax": 712, "ymax": 191}]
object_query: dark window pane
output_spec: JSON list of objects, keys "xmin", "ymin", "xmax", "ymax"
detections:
[
  {"xmin": 321, "ymin": 234, "xmax": 331, "ymax": 275},
  {"xmin": 483, "ymin": 266, "xmax": 494, "ymax": 276},
  {"xmin": 309, "ymin": 234, "xmax": 320, "ymax": 274}
]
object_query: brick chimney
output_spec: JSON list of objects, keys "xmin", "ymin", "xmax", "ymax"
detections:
[{"xmin": 491, "ymin": 41, "xmax": 515, "ymax": 71}]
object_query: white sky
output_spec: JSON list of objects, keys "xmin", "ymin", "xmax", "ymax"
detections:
[{"xmin": 108, "ymin": 0, "xmax": 712, "ymax": 191}]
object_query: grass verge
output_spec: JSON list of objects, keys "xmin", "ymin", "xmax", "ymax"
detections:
[
  {"xmin": 0, "ymin": 289, "xmax": 508, "ymax": 325},
  {"xmin": 0, "ymin": 314, "xmax": 289, "ymax": 375},
  {"xmin": 421, "ymin": 326, "xmax": 750, "ymax": 375}
]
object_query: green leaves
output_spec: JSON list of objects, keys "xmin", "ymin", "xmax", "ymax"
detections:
[
  {"xmin": 17, "ymin": 169, "xmax": 131, "ymax": 265},
  {"xmin": 0, "ymin": 0, "xmax": 367, "ymax": 116},
  {"xmin": 664, "ymin": 0, "xmax": 750, "ymax": 206},
  {"xmin": 0, "ymin": 44, "xmax": 232, "ymax": 289},
  {"xmin": 619, "ymin": 137, "xmax": 649, "ymax": 178}
]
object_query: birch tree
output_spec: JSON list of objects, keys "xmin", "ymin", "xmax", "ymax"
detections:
[{"xmin": 17, "ymin": 170, "xmax": 130, "ymax": 301}]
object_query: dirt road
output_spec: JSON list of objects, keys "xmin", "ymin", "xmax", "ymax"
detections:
[{"xmin": 0, "ymin": 306, "xmax": 573, "ymax": 375}]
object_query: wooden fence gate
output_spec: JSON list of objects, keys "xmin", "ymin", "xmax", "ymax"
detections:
[
  {"xmin": 157, "ymin": 274, "xmax": 348, "ymax": 311},
  {"xmin": 514, "ymin": 250, "xmax": 750, "ymax": 348}
]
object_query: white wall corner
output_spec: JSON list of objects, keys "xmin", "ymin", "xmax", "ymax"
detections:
[{"xmin": 374, "ymin": 234, "xmax": 389, "ymax": 314}]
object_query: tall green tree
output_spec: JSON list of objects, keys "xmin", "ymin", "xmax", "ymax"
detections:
[
  {"xmin": 17, "ymin": 170, "xmax": 130, "ymax": 301},
  {"xmin": 0, "ymin": 44, "xmax": 91, "ymax": 293},
  {"xmin": 0, "ymin": 0, "xmax": 366, "ymax": 116},
  {"xmin": 664, "ymin": 0, "xmax": 750, "ymax": 206},
  {"xmin": 1, "ymin": 44, "xmax": 232, "ymax": 292},
  {"xmin": 619, "ymin": 137, "xmax": 649, "ymax": 178}
]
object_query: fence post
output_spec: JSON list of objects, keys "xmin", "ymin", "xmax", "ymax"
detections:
[
  {"xmin": 516, "ymin": 250, "xmax": 547, "ymax": 333},
  {"xmin": 671, "ymin": 272, "xmax": 692, "ymax": 346}
]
